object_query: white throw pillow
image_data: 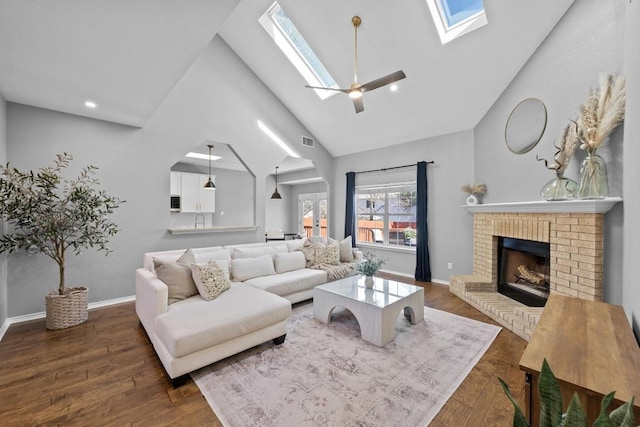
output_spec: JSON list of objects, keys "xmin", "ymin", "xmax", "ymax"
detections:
[
  {"xmin": 231, "ymin": 254, "xmax": 276, "ymax": 281},
  {"xmin": 274, "ymin": 251, "xmax": 306, "ymax": 274},
  {"xmin": 339, "ymin": 236, "xmax": 354, "ymax": 263},
  {"xmin": 191, "ymin": 261, "xmax": 231, "ymax": 301}
]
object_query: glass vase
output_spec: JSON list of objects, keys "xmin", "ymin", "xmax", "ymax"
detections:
[
  {"xmin": 577, "ymin": 150, "xmax": 608, "ymax": 199},
  {"xmin": 540, "ymin": 171, "xmax": 578, "ymax": 201}
]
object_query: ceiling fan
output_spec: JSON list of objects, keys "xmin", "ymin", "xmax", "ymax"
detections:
[{"xmin": 306, "ymin": 16, "xmax": 406, "ymax": 114}]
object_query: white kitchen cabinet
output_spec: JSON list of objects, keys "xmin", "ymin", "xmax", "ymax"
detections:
[
  {"xmin": 179, "ymin": 172, "xmax": 215, "ymax": 213},
  {"xmin": 170, "ymin": 172, "xmax": 181, "ymax": 195}
]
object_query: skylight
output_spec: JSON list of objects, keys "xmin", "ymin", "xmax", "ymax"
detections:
[
  {"xmin": 259, "ymin": 2, "xmax": 338, "ymax": 100},
  {"xmin": 426, "ymin": 0, "xmax": 487, "ymax": 45}
]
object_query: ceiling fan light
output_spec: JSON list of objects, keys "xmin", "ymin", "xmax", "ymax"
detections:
[{"xmin": 349, "ymin": 90, "xmax": 362, "ymax": 99}]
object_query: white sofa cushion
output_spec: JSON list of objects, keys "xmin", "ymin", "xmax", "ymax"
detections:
[
  {"xmin": 193, "ymin": 247, "xmax": 231, "ymax": 263},
  {"xmin": 274, "ymin": 251, "xmax": 306, "ymax": 274},
  {"xmin": 191, "ymin": 261, "xmax": 231, "ymax": 301},
  {"xmin": 230, "ymin": 254, "xmax": 276, "ymax": 282},
  {"xmin": 143, "ymin": 247, "xmax": 224, "ymax": 272},
  {"xmin": 154, "ymin": 283, "xmax": 291, "ymax": 358},
  {"xmin": 231, "ymin": 244, "xmax": 288, "ymax": 260},
  {"xmin": 243, "ymin": 268, "xmax": 327, "ymax": 297},
  {"xmin": 285, "ymin": 238, "xmax": 306, "ymax": 252}
]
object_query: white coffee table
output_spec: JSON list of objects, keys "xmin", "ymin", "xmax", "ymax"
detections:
[{"xmin": 313, "ymin": 275, "xmax": 424, "ymax": 347}]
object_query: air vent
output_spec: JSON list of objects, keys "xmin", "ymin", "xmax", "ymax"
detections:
[{"xmin": 302, "ymin": 136, "xmax": 314, "ymax": 148}]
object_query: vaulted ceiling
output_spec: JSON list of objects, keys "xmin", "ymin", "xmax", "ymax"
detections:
[{"xmin": 0, "ymin": 0, "xmax": 574, "ymax": 158}]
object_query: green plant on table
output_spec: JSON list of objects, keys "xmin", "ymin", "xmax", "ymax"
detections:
[
  {"xmin": 356, "ymin": 252, "xmax": 386, "ymax": 276},
  {"xmin": 0, "ymin": 153, "xmax": 124, "ymax": 295},
  {"xmin": 500, "ymin": 358, "xmax": 637, "ymax": 427}
]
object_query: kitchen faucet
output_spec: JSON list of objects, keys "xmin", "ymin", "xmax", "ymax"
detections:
[{"xmin": 194, "ymin": 213, "xmax": 205, "ymax": 228}]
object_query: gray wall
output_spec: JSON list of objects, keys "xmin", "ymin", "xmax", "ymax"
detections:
[
  {"xmin": 4, "ymin": 35, "xmax": 334, "ymax": 317},
  {"xmin": 0, "ymin": 93, "xmax": 6, "ymax": 326},
  {"xmin": 333, "ymin": 130, "xmax": 475, "ymax": 282},
  {"xmin": 623, "ymin": 1, "xmax": 640, "ymax": 336},
  {"xmin": 265, "ymin": 174, "xmax": 291, "ymax": 234},
  {"xmin": 473, "ymin": 0, "xmax": 625, "ymax": 303}
]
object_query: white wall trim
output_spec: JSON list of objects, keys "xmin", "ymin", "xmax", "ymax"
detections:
[
  {"xmin": 0, "ymin": 295, "xmax": 135, "ymax": 342},
  {"xmin": 379, "ymin": 268, "xmax": 450, "ymax": 286}
]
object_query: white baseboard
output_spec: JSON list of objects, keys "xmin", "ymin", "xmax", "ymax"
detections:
[
  {"xmin": 379, "ymin": 269, "xmax": 450, "ymax": 286},
  {"xmin": 0, "ymin": 295, "xmax": 135, "ymax": 342}
]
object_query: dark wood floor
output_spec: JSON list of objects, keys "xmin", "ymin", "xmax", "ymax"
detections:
[{"xmin": 0, "ymin": 278, "xmax": 527, "ymax": 426}]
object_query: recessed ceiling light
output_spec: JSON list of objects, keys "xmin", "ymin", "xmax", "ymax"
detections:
[
  {"xmin": 84, "ymin": 101, "xmax": 97, "ymax": 108},
  {"xmin": 185, "ymin": 152, "xmax": 222, "ymax": 161},
  {"xmin": 390, "ymin": 84, "xmax": 398, "ymax": 92}
]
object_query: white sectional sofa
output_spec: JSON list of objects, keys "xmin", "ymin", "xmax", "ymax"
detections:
[{"xmin": 135, "ymin": 238, "xmax": 361, "ymax": 386}]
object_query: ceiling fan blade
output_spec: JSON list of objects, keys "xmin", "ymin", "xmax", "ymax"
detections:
[
  {"xmin": 305, "ymin": 85, "xmax": 350, "ymax": 93},
  {"xmin": 360, "ymin": 70, "xmax": 406, "ymax": 92},
  {"xmin": 353, "ymin": 96, "xmax": 364, "ymax": 114}
]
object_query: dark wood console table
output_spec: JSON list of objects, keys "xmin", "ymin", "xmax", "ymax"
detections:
[{"xmin": 519, "ymin": 294, "xmax": 640, "ymax": 425}]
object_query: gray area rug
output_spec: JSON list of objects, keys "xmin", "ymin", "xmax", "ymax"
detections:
[{"xmin": 192, "ymin": 303, "xmax": 501, "ymax": 427}]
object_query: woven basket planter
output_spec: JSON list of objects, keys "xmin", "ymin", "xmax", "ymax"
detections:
[{"xmin": 45, "ymin": 287, "xmax": 88, "ymax": 330}]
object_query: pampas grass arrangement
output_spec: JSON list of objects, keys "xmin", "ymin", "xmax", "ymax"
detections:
[
  {"xmin": 536, "ymin": 121, "xmax": 580, "ymax": 173},
  {"xmin": 461, "ymin": 183, "xmax": 487, "ymax": 195},
  {"xmin": 577, "ymin": 73, "xmax": 626, "ymax": 151}
]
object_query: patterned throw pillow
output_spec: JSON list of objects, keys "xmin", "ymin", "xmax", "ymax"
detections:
[
  {"xmin": 314, "ymin": 241, "xmax": 341, "ymax": 265},
  {"xmin": 191, "ymin": 261, "xmax": 231, "ymax": 301}
]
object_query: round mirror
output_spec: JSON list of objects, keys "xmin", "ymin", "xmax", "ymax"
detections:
[{"xmin": 505, "ymin": 98, "xmax": 547, "ymax": 154}]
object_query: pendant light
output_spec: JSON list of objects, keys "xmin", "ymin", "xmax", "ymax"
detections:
[
  {"xmin": 203, "ymin": 144, "xmax": 216, "ymax": 189},
  {"xmin": 271, "ymin": 166, "xmax": 282, "ymax": 199}
]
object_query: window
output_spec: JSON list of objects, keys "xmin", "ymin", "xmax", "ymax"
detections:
[
  {"xmin": 356, "ymin": 183, "xmax": 417, "ymax": 248},
  {"xmin": 426, "ymin": 0, "xmax": 487, "ymax": 45},
  {"xmin": 259, "ymin": 2, "xmax": 338, "ymax": 100}
]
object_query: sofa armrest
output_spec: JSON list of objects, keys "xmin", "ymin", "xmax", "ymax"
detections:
[
  {"xmin": 135, "ymin": 268, "xmax": 169, "ymax": 337},
  {"xmin": 354, "ymin": 250, "xmax": 364, "ymax": 263}
]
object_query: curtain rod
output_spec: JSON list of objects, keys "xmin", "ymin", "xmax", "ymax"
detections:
[{"xmin": 355, "ymin": 161, "xmax": 434, "ymax": 175}]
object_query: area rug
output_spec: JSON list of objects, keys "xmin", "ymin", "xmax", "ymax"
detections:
[{"xmin": 191, "ymin": 303, "xmax": 501, "ymax": 427}]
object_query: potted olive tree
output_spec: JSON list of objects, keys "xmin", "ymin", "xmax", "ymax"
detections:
[{"xmin": 0, "ymin": 153, "xmax": 123, "ymax": 329}]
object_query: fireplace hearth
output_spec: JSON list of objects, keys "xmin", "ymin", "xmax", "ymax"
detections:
[{"xmin": 497, "ymin": 237, "xmax": 550, "ymax": 307}]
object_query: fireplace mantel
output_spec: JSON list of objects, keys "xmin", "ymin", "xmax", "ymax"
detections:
[{"xmin": 462, "ymin": 197, "xmax": 621, "ymax": 214}]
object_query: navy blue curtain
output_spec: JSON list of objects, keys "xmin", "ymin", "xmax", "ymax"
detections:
[
  {"xmin": 344, "ymin": 172, "xmax": 356, "ymax": 247},
  {"xmin": 415, "ymin": 161, "xmax": 431, "ymax": 281}
]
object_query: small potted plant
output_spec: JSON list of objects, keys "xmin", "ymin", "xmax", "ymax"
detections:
[
  {"xmin": 0, "ymin": 153, "xmax": 124, "ymax": 329},
  {"xmin": 403, "ymin": 227, "xmax": 416, "ymax": 246},
  {"xmin": 356, "ymin": 252, "xmax": 386, "ymax": 289}
]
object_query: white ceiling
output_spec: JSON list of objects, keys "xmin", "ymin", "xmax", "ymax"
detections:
[
  {"xmin": 181, "ymin": 142, "xmax": 314, "ymax": 174},
  {"xmin": 0, "ymin": 0, "xmax": 574, "ymax": 156}
]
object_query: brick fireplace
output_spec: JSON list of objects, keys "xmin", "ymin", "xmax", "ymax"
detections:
[{"xmin": 450, "ymin": 199, "xmax": 620, "ymax": 341}]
